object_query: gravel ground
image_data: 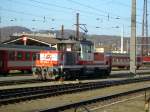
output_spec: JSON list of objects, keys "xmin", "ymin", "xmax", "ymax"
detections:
[
  {"xmin": 0, "ymin": 81, "xmax": 150, "ymax": 112},
  {"xmin": 1, "ymin": 72, "xmax": 150, "ymax": 90},
  {"xmin": 64, "ymin": 94, "xmax": 146, "ymax": 112},
  {"xmin": 93, "ymin": 95, "xmax": 146, "ymax": 112}
]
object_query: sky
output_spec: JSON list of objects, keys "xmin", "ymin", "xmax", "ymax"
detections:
[{"xmin": 0, "ymin": 0, "xmax": 149, "ymax": 37}]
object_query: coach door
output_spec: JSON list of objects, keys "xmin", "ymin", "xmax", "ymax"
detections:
[
  {"xmin": 0, "ymin": 51, "xmax": 2, "ymax": 69},
  {"xmin": 0, "ymin": 50, "xmax": 5, "ymax": 72}
]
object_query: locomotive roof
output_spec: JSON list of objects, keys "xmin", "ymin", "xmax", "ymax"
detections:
[
  {"xmin": 0, "ymin": 44, "xmax": 55, "ymax": 51},
  {"xmin": 59, "ymin": 39, "xmax": 78, "ymax": 44}
]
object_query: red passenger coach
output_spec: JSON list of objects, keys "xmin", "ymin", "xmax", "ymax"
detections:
[
  {"xmin": 142, "ymin": 56, "xmax": 150, "ymax": 65},
  {"xmin": 112, "ymin": 53, "xmax": 142, "ymax": 69},
  {"xmin": 0, "ymin": 44, "xmax": 54, "ymax": 75}
]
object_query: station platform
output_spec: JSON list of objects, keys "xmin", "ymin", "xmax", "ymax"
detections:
[{"xmin": 0, "ymin": 75, "xmax": 34, "ymax": 82}]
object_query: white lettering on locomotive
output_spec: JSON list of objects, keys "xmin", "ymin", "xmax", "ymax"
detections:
[{"xmin": 40, "ymin": 53, "xmax": 58, "ymax": 61}]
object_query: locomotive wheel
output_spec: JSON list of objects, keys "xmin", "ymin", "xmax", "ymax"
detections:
[
  {"xmin": 21, "ymin": 70, "xmax": 25, "ymax": 74},
  {"xmin": 104, "ymin": 70, "xmax": 110, "ymax": 78},
  {"xmin": 63, "ymin": 70, "xmax": 73, "ymax": 80},
  {"xmin": 94, "ymin": 68, "xmax": 101, "ymax": 77},
  {"xmin": 94, "ymin": 68, "xmax": 106, "ymax": 78},
  {"xmin": 41, "ymin": 69, "xmax": 47, "ymax": 80},
  {"xmin": 80, "ymin": 67, "xmax": 87, "ymax": 76}
]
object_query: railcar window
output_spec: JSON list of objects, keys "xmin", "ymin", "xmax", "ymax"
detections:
[
  {"xmin": 116, "ymin": 58, "xmax": 119, "ymax": 62},
  {"xmin": 112, "ymin": 58, "xmax": 115, "ymax": 62},
  {"xmin": 8, "ymin": 51, "xmax": 15, "ymax": 60},
  {"xmin": 17, "ymin": 52, "xmax": 23, "ymax": 60},
  {"xmin": 25, "ymin": 52, "xmax": 30, "ymax": 60}
]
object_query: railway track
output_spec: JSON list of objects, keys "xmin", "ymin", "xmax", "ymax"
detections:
[
  {"xmin": 0, "ymin": 76, "xmax": 150, "ymax": 106},
  {"xmin": 1, "ymin": 70, "xmax": 150, "ymax": 86},
  {"xmin": 0, "ymin": 79, "xmax": 50, "ymax": 86},
  {"xmin": 39, "ymin": 86, "xmax": 150, "ymax": 112}
]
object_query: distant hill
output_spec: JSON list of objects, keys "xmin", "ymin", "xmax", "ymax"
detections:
[
  {"xmin": 88, "ymin": 34, "xmax": 129, "ymax": 45},
  {"xmin": 0, "ymin": 26, "xmax": 31, "ymax": 42},
  {"xmin": 37, "ymin": 29, "xmax": 84, "ymax": 39}
]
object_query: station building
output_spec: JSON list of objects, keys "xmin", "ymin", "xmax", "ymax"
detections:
[{"xmin": 2, "ymin": 32, "xmax": 77, "ymax": 51}]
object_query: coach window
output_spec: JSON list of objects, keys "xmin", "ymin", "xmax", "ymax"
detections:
[
  {"xmin": 113, "ymin": 58, "xmax": 116, "ymax": 62},
  {"xmin": 8, "ymin": 51, "xmax": 15, "ymax": 60},
  {"xmin": 17, "ymin": 52, "xmax": 23, "ymax": 60},
  {"xmin": 116, "ymin": 58, "xmax": 119, "ymax": 62},
  {"xmin": 25, "ymin": 52, "xmax": 30, "ymax": 60}
]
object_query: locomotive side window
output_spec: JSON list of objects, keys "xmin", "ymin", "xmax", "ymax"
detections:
[
  {"xmin": 25, "ymin": 52, "xmax": 31, "ymax": 60},
  {"xmin": 17, "ymin": 52, "xmax": 23, "ymax": 60},
  {"xmin": 8, "ymin": 51, "xmax": 15, "ymax": 60}
]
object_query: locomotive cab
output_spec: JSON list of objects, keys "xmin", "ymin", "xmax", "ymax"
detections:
[{"xmin": 79, "ymin": 40, "xmax": 94, "ymax": 63}]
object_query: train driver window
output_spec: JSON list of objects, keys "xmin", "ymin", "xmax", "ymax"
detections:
[
  {"xmin": 86, "ymin": 45, "xmax": 92, "ymax": 53},
  {"xmin": 17, "ymin": 52, "xmax": 23, "ymax": 60}
]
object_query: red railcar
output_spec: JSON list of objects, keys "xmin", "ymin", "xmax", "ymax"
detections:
[
  {"xmin": 142, "ymin": 56, "xmax": 150, "ymax": 65},
  {"xmin": 0, "ymin": 44, "xmax": 54, "ymax": 74},
  {"xmin": 112, "ymin": 53, "xmax": 142, "ymax": 69}
]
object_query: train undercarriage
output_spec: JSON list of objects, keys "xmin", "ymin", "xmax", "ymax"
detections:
[{"xmin": 32, "ymin": 66, "xmax": 111, "ymax": 80}]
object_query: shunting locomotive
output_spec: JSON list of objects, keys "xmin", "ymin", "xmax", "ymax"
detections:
[{"xmin": 32, "ymin": 39, "xmax": 112, "ymax": 80}]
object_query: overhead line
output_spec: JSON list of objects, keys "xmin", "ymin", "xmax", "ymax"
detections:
[
  {"xmin": 66, "ymin": 0, "xmax": 118, "ymax": 19},
  {"xmin": 29, "ymin": 0, "xmax": 144, "ymax": 25},
  {"xmin": 9, "ymin": 0, "xmax": 72, "ymax": 15},
  {"xmin": 29, "ymin": 0, "xmax": 109, "ymax": 18},
  {"xmin": 1, "ymin": 8, "xmax": 43, "ymax": 18}
]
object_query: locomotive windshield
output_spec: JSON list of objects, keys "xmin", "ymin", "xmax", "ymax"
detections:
[
  {"xmin": 80, "ymin": 40, "xmax": 94, "ymax": 61},
  {"xmin": 80, "ymin": 40, "xmax": 93, "ymax": 53}
]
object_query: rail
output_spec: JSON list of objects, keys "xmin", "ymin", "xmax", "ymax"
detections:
[
  {"xmin": 0, "ymin": 76, "xmax": 150, "ymax": 106},
  {"xmin": 39, "ymin": 87, "xmax": 150, "ymax": 112}
]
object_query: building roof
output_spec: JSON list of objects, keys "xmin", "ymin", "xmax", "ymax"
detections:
[
  {"xmin": 2, "ymin": 35, "xmax": 61, "ymax": 46},
  {"xmin": 2, "ymin": 32, "xmax": 79, "ymax": 47},
  {"xmin": 0, "ymin": 44, "xmax": 55, "ymax": 51}
]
